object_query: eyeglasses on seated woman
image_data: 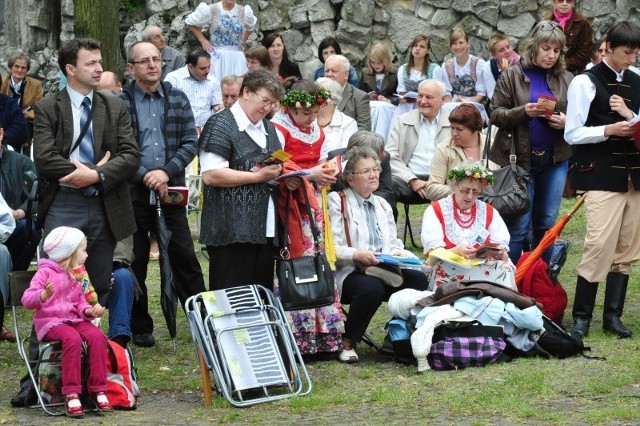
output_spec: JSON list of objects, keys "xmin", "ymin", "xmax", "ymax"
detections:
[
  {"xmin": 421, "ymin": 161, "xmax": 516, "ymax": 290},
  {"xmin": 328, "ymin": 146, "xmax": 428, "ymax": 363}
]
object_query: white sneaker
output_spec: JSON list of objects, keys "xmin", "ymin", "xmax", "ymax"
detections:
[{"xmin": 339, "ymin": 348, "xmax": 359, "ymax": 363}]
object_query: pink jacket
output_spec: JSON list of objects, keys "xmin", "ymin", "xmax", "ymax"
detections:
[{"xmin": 22, "ymin": 259, "xmax": 93, "ymax": 340}]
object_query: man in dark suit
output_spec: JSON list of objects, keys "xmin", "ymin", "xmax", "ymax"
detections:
[
  {"xmin": 325, "ymin": 54, "xmax": 371, "ymax": 132},
  {"xmin": 33, "ymin": 38, "xmax": 139, "ymax": 304}
]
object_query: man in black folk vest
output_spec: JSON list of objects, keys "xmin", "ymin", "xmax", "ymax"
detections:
[{"xmin": 565, "ymin": 21, "xmax": 640, "ymax": 339}]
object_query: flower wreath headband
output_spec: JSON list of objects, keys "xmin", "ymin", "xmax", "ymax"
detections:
[
  {"xmin": 447, "ymin": 164, "xmax": 496, "ymax": 187},
  {"xmin": 281, "ymin": 87, "xmax": 332, "ymax": 109}
]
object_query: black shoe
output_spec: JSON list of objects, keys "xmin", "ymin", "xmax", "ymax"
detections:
[
  {"xmin": 132, "ymin": 333, "xmax": 155, "ymax": 347},
  {"xmin": 11, "ymin": 384, "xmax": 31, "ymax": 407}
]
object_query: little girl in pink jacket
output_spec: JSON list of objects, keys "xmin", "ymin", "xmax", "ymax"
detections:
[{"xmin": 22, "ymin": 226, "xmax": 113, "ymax": 417}]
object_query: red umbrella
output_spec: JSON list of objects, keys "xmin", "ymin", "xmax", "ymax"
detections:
[{"xmin": 515, "ymin": 196, "xmax": 585, "ymax": 285}]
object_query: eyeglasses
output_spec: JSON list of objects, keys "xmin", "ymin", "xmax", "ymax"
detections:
[
  {"xmin": 353, "ymin": 167, "xmax": 382, "ymax": 176},
  {"xmin": 537, "ymin": 22, "xmax": 561, "ymax": 32},
  {"xmin": 598, "ymin": 49, "xmax": 606, "ymax": 53},
  {"xmin": 253, "ymin": 91, "xmax": 279, "ymax": 110},
  {"xmin": 131, "ymin": 57, "xmax": 162, "ymax": 67},
  {"xmin": 555, "ymin": 0, "xmax": 573, "ymax": 3},
  {"xmin": 458, "ymin": 188, "xmax": 482, "ymax": 196}
]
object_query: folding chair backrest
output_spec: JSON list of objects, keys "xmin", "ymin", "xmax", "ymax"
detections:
[{"xmin": 9, "ymin": 270, "xmax": 36, "ymax": 308}]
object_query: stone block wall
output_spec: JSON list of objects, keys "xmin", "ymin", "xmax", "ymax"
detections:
[{"xmin": 0, "ymin": 0, "xmax": 637, "ymax": 93}]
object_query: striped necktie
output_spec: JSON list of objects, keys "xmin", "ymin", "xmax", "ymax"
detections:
[{"xmin": 79, "ymin": 97, "xmax": 94, "ymax": 163}]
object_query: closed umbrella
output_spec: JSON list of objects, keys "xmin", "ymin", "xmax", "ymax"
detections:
[
  {"xmin": 515, "ymin": 196, "xmax": 585, "ymax": 285},
  {"xmin": 155, "ymin": 193, "xmax": 178, "ymax": 352}
]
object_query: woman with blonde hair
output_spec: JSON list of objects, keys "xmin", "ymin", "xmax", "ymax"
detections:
[
  {"xmin": 441, "ymin": 28, "xmax": 486, "ymax": 103},
  {"xmin": 490, "ymin": 21, "xmax": 573, "ymax": 264},
  {"xmin": 360, "ymin": 42, "xmax": 398, "ymax": 101}
]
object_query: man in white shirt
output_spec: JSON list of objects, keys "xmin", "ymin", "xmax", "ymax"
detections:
[
  {"xmin": 324, "ymin": 54, "xmax": 371, "ymax": 131},
  {"xmin": 564, "ymin": 21, "xmax": 640, "ymax": 339},
  {"xmin": 165, "ymin": 49, "xmax": 221, "ymax": 128},
  {"xmin": 386, "ymin": 79, "xmax": 451, "ymax": 214}
]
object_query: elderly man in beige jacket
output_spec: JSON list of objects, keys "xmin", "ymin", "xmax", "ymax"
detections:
[{"xmin": 386, "ymin": 79, "xmax": 451, "ymax": 214}]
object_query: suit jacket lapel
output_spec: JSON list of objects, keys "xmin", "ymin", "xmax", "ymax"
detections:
[
  {"xmin": 92, "ymin": 93, "xmax": 106, "ymax": 158},
  {"xmin": 338, "ymin": 84, "xmax": 351, "ymax": 111},
  {"xmin": 56, "ymin": 90, "xmax": 75, "ymax": 156}
]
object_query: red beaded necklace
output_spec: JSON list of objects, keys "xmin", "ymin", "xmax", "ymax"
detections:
[{"xmin": 452, "ymin": 196, "xmax": 476, "ymax": 229}]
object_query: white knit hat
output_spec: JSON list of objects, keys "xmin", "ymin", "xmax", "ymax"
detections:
[{"xmin": 43, "ymin": 227, "xmax": 86, "ymax": 262}]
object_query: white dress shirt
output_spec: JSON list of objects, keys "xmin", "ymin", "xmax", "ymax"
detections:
[{"xmin": 164, "ymin": 66, "xmax": 221, "ymax": 127}]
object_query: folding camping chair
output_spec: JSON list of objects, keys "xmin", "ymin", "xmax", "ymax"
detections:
[
  {"xmin": 186, "ymin": 285, "xmax": 312, "ymax": 407},
  {"xmin": 10, "ymin": 270, "xmax": 93, "ymax": 416}
]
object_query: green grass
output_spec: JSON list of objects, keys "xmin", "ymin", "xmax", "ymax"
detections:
[{"xmin": 1, "ymin": 202, "xmax": 639, "ymax": 424}]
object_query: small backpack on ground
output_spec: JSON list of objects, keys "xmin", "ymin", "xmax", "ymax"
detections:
[
  {"xmin": 505, "ymin": 315, "xmax": 605, "ymax": 360},
  {"xmin": 385, "ymin": 317, "xmax": 417, "ymax": 364},
  {"xmin": 106, "ymin": 340, "xmax": 140, "ymax": 410},
  {"xmin": 516, "ymin": 252, "xmax": 568, "ymax": 324}
]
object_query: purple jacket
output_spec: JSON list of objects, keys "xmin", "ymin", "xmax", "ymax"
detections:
[{"xmin": 22, "ymin": 259, "xmax": 92, "ymax": 340}]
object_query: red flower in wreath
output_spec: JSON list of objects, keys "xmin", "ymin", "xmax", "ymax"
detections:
[{"xmin": 317, "ymin": 98, "xmax": 325, "ymax": 106}]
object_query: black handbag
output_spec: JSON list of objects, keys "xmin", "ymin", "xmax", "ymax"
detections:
[
  {"xmin": 480, "ymin": 124, "xmax": 530, "ymax": 220},
  {"xmin": 276, "ymin": 189, "xmax": 335, "ymax": 311}
]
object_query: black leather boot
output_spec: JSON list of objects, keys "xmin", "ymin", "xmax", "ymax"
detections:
[
  {"xmin": 603, "ymin": 272, "xmax": 632, "ymax": 338},
  {"xmin": 571, "ymin": 276, "xmax": 599, "ymax": 337}
]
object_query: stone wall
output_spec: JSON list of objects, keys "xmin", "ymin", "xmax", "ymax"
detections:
[{"xmin": 0, "ymin": 0, "xmax": 638, "ymax": 93}]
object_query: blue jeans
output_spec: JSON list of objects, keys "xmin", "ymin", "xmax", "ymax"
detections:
[
  {"xmin": 506, "ymin": 152, "xmax": 568, "ymax": 265},
  {"xmin": 108, "ymin": 267, "xmax": 136, "ymax": 342}
]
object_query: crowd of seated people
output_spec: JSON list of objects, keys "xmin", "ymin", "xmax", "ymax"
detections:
[{"xmin": 4, "ymin": 4, "xmax": 640, "ymax": 413}]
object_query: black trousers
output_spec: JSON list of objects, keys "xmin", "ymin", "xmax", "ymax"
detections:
[
  {"xmin": 340, "ymin": 268, "xmax": 428, "ymax": 343},
  {"xmin": 206, "ymin": 240, "xmax": 275, "ymax": 291},
  {"xmin": 130, "ymin": 202, "xmax": 205, "ymax": 335}
]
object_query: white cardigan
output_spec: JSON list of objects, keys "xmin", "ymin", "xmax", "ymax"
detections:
[{"xmin": 328, "ymin": 187, "xmax": 416, "ymax": 293}]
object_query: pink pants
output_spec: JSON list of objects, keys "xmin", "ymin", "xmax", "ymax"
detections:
[{"xmin": 44, "ymin": 321, "xmax": 108, "ymax": 396}]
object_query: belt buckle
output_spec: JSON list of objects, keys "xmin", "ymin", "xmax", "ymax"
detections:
[{"xmin": 532, "ymin": 150, "xmax": 546, "ymax": 157}]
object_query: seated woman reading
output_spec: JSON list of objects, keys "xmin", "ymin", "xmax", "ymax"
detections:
[
  {"xmin": 421, "ymin": 162, "xmax": 515, "ymax": 289},
  {"xmin": 329, "ymin": 146, "xmax": 428, "ymax": 364}
]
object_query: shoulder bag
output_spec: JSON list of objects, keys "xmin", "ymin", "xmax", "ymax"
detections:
[
  {"xmin": 339, "ymin": 192, "xmax": 404, "ymax": 288},
  {"xmin": 480, "ymin": 123, "xmax": 530, "ymax": 220},
  {"xmin": 276, "ymin": 189, "xmax": 335, "ymax": 311}
]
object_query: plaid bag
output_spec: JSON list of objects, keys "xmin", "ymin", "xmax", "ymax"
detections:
[{"xmin": 428, "ymin": 336, "xmax": 506, "ymax": 371}]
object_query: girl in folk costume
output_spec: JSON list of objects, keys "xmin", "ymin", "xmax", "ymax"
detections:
[
  {"xmin": 186, "ymin": 0, "xmax": 257, "ymax": 80},
  {"xmin": 272, "ymin": 80, "xmax": 344, "ymax": 355},
  {"xmin": 441, "ymin": 28, "xmax": 487, "ymax": 103},
  {"xmin": 396, "ymin": 34, "xmax": 443, "ymax": 96},
  {"xmin": 22, "ymin": 227, "xmax": 112, "ymax": 417},
  {"xmin": 421, "ymin": 163, "xmax": 516, "ymax": 289}
]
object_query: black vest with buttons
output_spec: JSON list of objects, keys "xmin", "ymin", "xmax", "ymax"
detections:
[{"xmin": 572, "ymin": 62, "xmax": 640, "ymax": 192}]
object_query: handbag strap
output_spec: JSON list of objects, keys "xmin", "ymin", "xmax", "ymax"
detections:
[
  {"xmin": 281, "ymin": 186, "xmax": 321, "ymax": 259},
  {"xmin": 338, "ymin": 191, "xmax": 353, "ymax": 247},
  {"xmin": 483, "ymin": 119, "xmax": 517, "ymax": 168}
]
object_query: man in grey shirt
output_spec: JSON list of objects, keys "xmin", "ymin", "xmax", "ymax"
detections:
[{"xmin": 141, "ymin": 25, "xmax": 186, "ymax": 81}]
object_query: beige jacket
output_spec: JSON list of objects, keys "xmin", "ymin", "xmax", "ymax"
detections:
[
  {"xmin": 425, "ymin": 133, "xmax": 499, "ymax": 201},
  {"xmin": 386, "ymin": 108, "xmax": 451, "ymax": 184}
]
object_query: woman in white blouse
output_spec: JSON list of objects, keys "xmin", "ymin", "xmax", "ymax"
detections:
[
  {"xmin": 315, "ymin": 77, "xmax": 358, "ymax": 161},
  {"xmin": 440, "ymin": 28, "xmax": 486, "ymax": 103}
]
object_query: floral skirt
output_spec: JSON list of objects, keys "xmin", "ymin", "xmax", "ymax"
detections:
[
  {"xmin": 428, "ymin": 259, "xmax": 516, "ymax": 290},
  {"xmin": 274, "ymin": 285, "xmax": 344, "ymax": 355}
]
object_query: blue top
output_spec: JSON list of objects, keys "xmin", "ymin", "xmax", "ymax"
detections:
[{"xmin": 523, "ymin": 65, "xmax": 555, "ymax": 151}]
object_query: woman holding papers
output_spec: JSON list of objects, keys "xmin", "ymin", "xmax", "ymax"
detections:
[
  {"xmin": 329, "ymin": 147, "xmax": 428, "ymax": 363},
  {"xmin": 421, "ymin": 162, "xmax": 515, "ymax": 290},
  {"xmin": 490, "ymin": 21, "xmax": 573, "ymax": 264},
  {"xmin": 272, "ymin": 79, "xmax": 337, "ymax": 187},
  {"xmin": 272, "ymin": 80, "xmax": 344, "ymax": 356}
]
